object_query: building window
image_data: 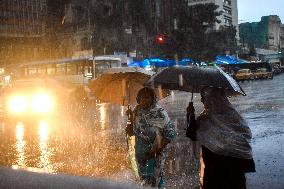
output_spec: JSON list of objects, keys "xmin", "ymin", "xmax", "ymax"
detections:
[
  {"xmin": 223, "ymin": 0, "xmax": 231, "ymax": 6},
  {"xmin": 224, "ymin": 18, "xmax": 232, "ymax": 25},
  {"xmin": 223, "ymin": 6, "xmax": 232, "ymax": 15}
]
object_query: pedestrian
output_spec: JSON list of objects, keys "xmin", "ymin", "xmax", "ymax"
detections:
[
  {"xmin": 125, "ymin": 87, "xmax": 176, "ymax": 188},
  {"xmin": 186, "ymin": 87, "xmax": 255, "ymax": 189}
]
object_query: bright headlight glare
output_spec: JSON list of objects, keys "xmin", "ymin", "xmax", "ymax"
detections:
[
  {"xmin": 31, "ymin": 93, "xmax": 53, "ymax": 113},
  {"xmin": 8, "ymin": 96, "xmax": 28, "ymax": 113}
]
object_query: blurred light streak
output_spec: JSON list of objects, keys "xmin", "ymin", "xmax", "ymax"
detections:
[
  {"xmin": 38, "ymin": 120, "xmax": 54, "ymax": 173},
  {"xmin": 15, "ymin": 123, "xmax": 26, "ymax": 167}
]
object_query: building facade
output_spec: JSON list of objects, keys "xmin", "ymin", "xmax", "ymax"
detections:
[
  {"xmin": 281, "ymin": 24, "xmax": 284, "ymax": 50},
  {"xmin": 0, "ymin": 0, "xmax": 48, "ymax": 66},
  {"xmin": 239, "ymin": 15, "xmax": 283, "ymax": 51},
  {"xmin": 186, "ymin": 0, "xmax": 238, "ymax": 32}
]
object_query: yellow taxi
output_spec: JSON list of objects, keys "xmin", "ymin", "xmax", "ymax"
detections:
[
  {"xmin": 253, "ymin": 68, "xmax": 273, "ymax": 79},
  {"xmin": 234, "ymin": 69, "xmax": 254, "ymax": 81}
]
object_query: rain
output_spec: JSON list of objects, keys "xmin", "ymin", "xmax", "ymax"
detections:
[
  {"xmin": 0, "ymin": 74, "xmax": 283, "ymax": 188},
  {"xmin": 0, "ymin": 0, "xmax": 284, "ymax": 189}
]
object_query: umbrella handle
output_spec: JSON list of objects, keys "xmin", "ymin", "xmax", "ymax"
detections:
[
  {"xmin": 125, "ymin": 133, "xmax": 129, "ymax": 149},
  {"xmin": 240, "ymin": 87, "xmax": 247, "ymax": 96},
  {"xmin": 125, "ymin": 105, "xmax": 133, "ymax": 149},
  {"xmin": 188, "ymin": 87, "xmax": 194, "ymax": 125},
  {"xmin": 126, "ymin": 105, "xmax": 132, "ymax": 120},
  {"xmin": 190, "ymin": 87, "xmax": 194, "ymax": 102}
]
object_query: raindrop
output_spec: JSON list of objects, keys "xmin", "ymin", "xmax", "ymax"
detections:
[
  {"xmin": 168, "ymin": 160, "xmax": 173, "ymax": 174},
  {"xmin": 171, "ymin": 91, "xmax": 175, "ymax": 102},
  {"xmin": 174, "ymin": 118, "xmax": 178, "ymax": 131},
  {"xmin": 157, "ymin": 85, "xmax": 163, "ymax": 99},
  {"xmin": 179, "ymin": 74, "xmax": 183, "ymax": 87},
  {"xmin": 175, "ymin": 157, "xmax": 180, "ymax": 172}
]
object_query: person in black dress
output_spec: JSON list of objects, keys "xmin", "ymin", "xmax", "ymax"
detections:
[{"xmin": 186, "ymin": 87, "xmax": 255, "ymax": 189}]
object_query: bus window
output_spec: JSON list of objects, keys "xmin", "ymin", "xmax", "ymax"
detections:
[
  {"xmin": 28, "ymin": 67, "xmax": 37, "ymax": 76},
  {"xmin": 56, "ymin": 63, "xmax": 66, "ymax": 75},
  {"xmin": 78, "ymin": 64, "xmax": 84, "ymax": 74},
  {"xmin": 66, "ymin": 63, "xmax": 77, "ymax": 75},
  {"xmin": 84, "ymin": 66, "xmax": 91, "ymax": 75},
  {"xmin": 93, "ymin": 56, "xmax": 122, "ymax": 78},
  {"xmin": 47, "ymin": 65, "xmax": 56, "ymax": 75},
  {"xmin": 95, "ymin": 62, "xmax": 110, "ymax": 77},
  {"xmin": 109, "ymin": 60, "xmax": 120, "ymax": 68},
  {"xmin": 37, "ymin": 67, "xmax": 46, "ymax": 76}
]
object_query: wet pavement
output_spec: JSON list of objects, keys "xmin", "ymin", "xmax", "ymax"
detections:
[{"xmin": 0, "ymin": 74, "xmax": 284, "ymax": 189}]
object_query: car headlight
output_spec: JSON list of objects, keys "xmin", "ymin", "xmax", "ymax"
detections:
[
  {"xmin": 31, "ymin": 93, "xmax": 53, "ymax": 113},
  {"xmin": 8, "ymin": 96, "xmax": 28, "ymax": 113}
]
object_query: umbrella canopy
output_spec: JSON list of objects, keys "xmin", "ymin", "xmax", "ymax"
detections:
[
  {"xmin": 89, "ymin": 67, "xmax": 168, "ymax": 106},
  {"xmin": 215, "ymin": 55, "xmax": 248, "ymax": 65},
  {"xmin": 145, "ymin": 66, "xmax": 246, "ymax": 96}
]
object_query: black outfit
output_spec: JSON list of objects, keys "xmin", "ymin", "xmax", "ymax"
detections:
[{"xmin": 187, "ymin": 115, "xmax": 255, "ymax": 189}]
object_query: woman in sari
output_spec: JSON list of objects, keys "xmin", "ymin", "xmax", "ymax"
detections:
[
  {"xmin": 126, "ymin": 87, "xmax": 176, "ymax": 188},
  {"xmin": 186, "ymin": 87, "xmax": 255, "ymax": 189}
]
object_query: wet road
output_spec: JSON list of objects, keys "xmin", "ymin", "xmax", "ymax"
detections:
[
  {"xmin": 0, "ymin": 103, "xmax": 129, "ymax": 180},
  {"xmin": 0, "ymin": 74, "xmax": 284, "ymax": 188},
  {"xmin": 232, "ymin": 75, "xmax": 284, "ymax": 189}
]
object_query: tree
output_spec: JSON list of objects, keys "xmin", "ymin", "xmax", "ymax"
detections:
[
  {"xmin": 174, "ymin": 3, "xmax": 221, "ymax": 60},
  {"xmin": 204, "ymin": 26, "xmax": 238, "ymax": 61},
  {"xmin": 90, "ymin": 1, "xmax": 238, "ymax": 60},
  {"xmin": 133, "ymin": 2, "xmax": 223, "ymax": 60},
  {"xmin": 91, "ymin": 0, "xmax": 128, "ymax": 55}
]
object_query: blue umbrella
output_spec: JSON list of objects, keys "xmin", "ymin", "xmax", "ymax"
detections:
[
  {"xmin": 216, "ymin": 55, "xmax": 247, "ymax": 65},
  {"xmin": 179, "ymin": 58, "xmax": 192, "ymax": 66},
  {"xmin": 128, "ymin": 60, "xmax": 151, "ymax": 69},
  {"xmin": 144, "ymin": 58, "xmax": 175, "ymax": 68}
]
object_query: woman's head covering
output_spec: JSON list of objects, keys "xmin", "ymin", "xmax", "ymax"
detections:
[
  {"xmin": 201, "ymin": 87, "xmax": 231, "ymax": 114},
  {"xmin": 197, "ymin": 87, "xmax": 253, "ymax": 159},
  {"xmin": 136, "ymin": 87, "xmax": 157, "ymax": 105}
]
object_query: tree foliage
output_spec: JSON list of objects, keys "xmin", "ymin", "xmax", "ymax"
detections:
[
  {"xmin": 170, "ymin": 3, "xmax": 222, "ymax": 60},
  {"xmin": 91, "ymin": 0, "xmax": 127, "ymax": 54},
  {"xmin": 90, "ymin": 1, "xmax": 238, "ymax": 60}
]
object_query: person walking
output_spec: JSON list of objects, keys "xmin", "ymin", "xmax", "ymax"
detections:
[
  {"xmin": 186, "ymin": 87, "xmax": 255, "ymax": 189},
  {"xmin": 125, "ymin": 87, "xmax": 176, "ymax": 188}
]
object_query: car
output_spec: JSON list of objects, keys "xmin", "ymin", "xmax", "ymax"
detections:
[
  {"xmin": 253, "ymin": 68, "xmax": 273, "ymax": 79},
  {"xmin": 1, "ymin": 78, "xmax": 56, "ymax": 124},
  {"xmin": 234, "ymin": 69, "xmax": 254, "ymax": 81}
]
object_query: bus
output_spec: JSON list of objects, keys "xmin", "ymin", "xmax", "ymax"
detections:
[
  {"xmin": 92, "ymin": 55, "xmax": 124, "ymax": 78},
  {"xmin": 8, "ymin": 55, "xmax": 125, "ymax": 85},
  {"xmin": 0, "ymin": 55, "xmax": 124, "ymax": 122},
  {"xmin": 18, "ymin": 57, "xmax": 93, "ymax": 85}
]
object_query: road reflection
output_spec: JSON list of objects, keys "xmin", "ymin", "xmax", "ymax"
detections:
[
  {"xmin": 38, "ymin": 120, "xmax": 54, "ymax": 173},
  {"xmin": 98, "ymin": 104, "xmax": 107, "ymax": 130},
  {"xmin": 11, "ymin": 121, "xmax": 55, "ymax": 173},
  {"xmin": 15, "ymin": 123, "xmax": 26, "ymax": 167}
]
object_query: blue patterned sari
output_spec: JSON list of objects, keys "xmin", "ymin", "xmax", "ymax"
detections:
[{"xmin": 133, "ymin": 103, "xmax": 175, "ymax": 188}]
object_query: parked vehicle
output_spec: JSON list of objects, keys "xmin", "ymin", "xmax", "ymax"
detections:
[
  {"xmin": 234, "ymin": 69, "xmax": 254, "ymax": 81},
  {"xmin": 272, "ymin": 65, "xmax": 283, "ymax": 75},
  {"xmin": 253, "ymin": 68, "xmax": 273, "ymax": 79}
]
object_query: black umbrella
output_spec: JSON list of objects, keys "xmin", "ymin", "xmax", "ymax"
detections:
[{"xmin": 145, "ymin": 66, "xmax": 246, "ymax": 99}]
